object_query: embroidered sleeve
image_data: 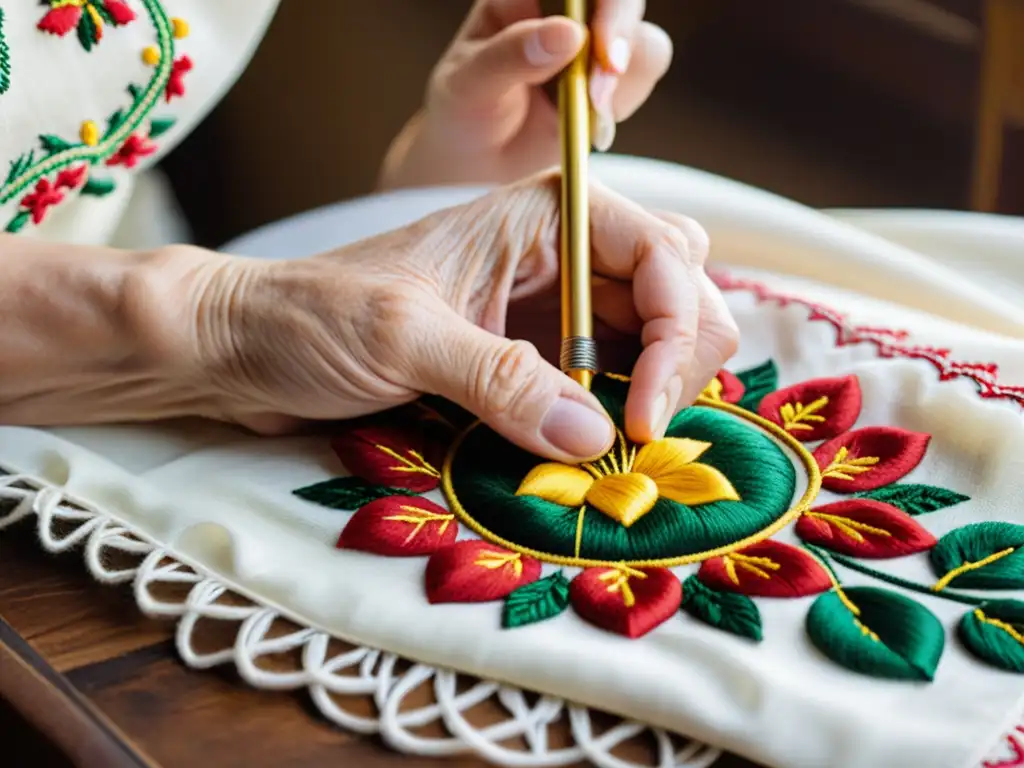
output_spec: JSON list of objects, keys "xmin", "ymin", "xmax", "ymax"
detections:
[{"xmin": 0, "ymin": 1, "xmax": 278, "ymax": 238}]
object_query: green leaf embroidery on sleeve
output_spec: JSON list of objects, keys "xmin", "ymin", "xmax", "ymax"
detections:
[
  {"xmin": 6, "ymin": 152, "xmax": 35, "ymax": 185},
  {"xmin": 81, "ymin": 177, "xmax": 117, "ymax": 197},
  {"xmin": 5, "ymin": 210, "xmax": 30, "ymax": 233},
  {"xmin": 293, "ymin": 476, "xmax": 417, "ymax": 511},
  {"xmin": 0, "ymin": 9, "xmax": 11, "ymax": 96},
  {"xmin": 680, "ymin": 575, "xmax": 762, "ymax": 641},
  {"xmin": 734, "ymin": 360, "xmax": 778, "ymax": 412},
  {"xmin": 958, "ymin": 600, "xmax": 1024, "ymax": 673},
  {"xmin": 104, "ymin": 109, "xmax": 126, "ymax": 139},
  {"xmin": 127, "ymin": 83, "xmax": 144, "ymax": 102},
  {"xmin": 930, "ymin": 522, "xmax": 1024, "ymax": 591},
  {"xmin": 806, "ymin": 586, "xmax": 945, "ymax": 681},
  {"xmin": 149, "ymin": 117, "xmax": 176, "ymax": 138},
  {"xmin": 77, "ymin": 11, "xmax": 99, "ymax": 52},
  {"xmin": 854, "ymin": 484, "xmax": 969, "ymax": 516},
  {"xmin": 502, "ymin": 571, "xmax": 571, "ymax": 629},
  {"xmin": 39, "ymin": 135, "xmax": 76, "ymax": 154}
]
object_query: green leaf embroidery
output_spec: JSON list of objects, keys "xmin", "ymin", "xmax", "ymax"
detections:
[
  {"xmin": 0, "ymin": 9, "xmax": 11, "ymax": 96},
  {"xmin": 5, "ymin": 210, "xmax": 30, "ymax": 233},
  {"xmin": 680, "ymin": 575, "xmax": 762, "ymax": 641},
  {"xmin": 958, "ymin": 600, "xmax": 1024, "ymax": 673},
  {"xmin": 735, "ymin": 360, "xmax": 778, "ymax": 412},
  {"xmin": 39, "ymin": 135, "xmax": 75, "ymax": 154},
  {"xmin": 94, "ymin": 3, "xmax": 116, "ymax": 25},
  {"xmin": 105, "ymin": 110, "xmax": 126, "ymax": 139},
  {"xmin": 149, "ymin": 117, "xmax": 176, "ymax": 138},
  {"xmin": 6, "ymin": 151, "xmax": 35, "ymax": 185},
  {"xmin": 81, "ymin": 177, "xmax": 116, "ymax": 197},
  {"xmin": 77, "ymin": 12, "xmax": 99, "ymax": 52},
  {"xmin": 127, "ymin": 83, "xmax": 144, "ymax": 102},
  {"xmin": 930, "ymin": 522, "xmax": 1024, "ymax": 591},
  {"xmin": 293, "ymin": 476, "xmax": 417, "ymax": 511},
  {"xmin": 855, "ymin": 484, "xmax": 969, "ymax": 516},
  {"xmin": 502, "ymin": 572, "xmax": 571, "ymax": 629},
  {"xmin": 806, "ymin": 586, "xmax": 945, "ymax": 681}
]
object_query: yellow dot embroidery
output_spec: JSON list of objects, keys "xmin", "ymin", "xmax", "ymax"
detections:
[
  {"xmin": 141, "ymin": 45, "xmax": 160, "ymax": 66},
  {"xmin": 171, "ymin": 17, "xmax": 189, "ymax": 38},
  {"xmin": 79, "ymin": 120, "xmax": 99, "ymax": 147}
]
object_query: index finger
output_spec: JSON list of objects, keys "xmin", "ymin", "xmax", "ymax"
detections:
[{"xmin": 590, "ymin": 0, "xmax": 646, "ymax": 73}]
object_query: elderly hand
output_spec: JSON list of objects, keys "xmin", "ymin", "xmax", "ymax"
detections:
[
  {"xmin": 175, "ymin": 173, "xmax": 737, "ymax": 463},
  {"xmin": 379, "ymin": 0, "xmax": 672, "ymax": 189}
]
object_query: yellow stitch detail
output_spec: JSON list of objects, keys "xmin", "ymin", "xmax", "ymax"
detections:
[
  {"xmin": 779, "ymin": 396, "xmax": 829, "ymax": 432},
  {"xmin": 573, "ymin": 506, "xmax": 586, "ymax": 558},
  {"xmin": 142, "ymin": 45, "xmax": 160, "ymax": 66},
  {"xmin": 475, "ymin": 550, "xmax": 524, "ymax": 579},
  {"xmin": 171, "ymin": 17, "xmax": 189, "ymax": 38},
  {"xmin": 86, "ymin": 3, "xmax": 104, "ymax": 32},
  {"xmin": 975, "ymin": 609, "xmax": 1024, "ymax": 645},
  {"xmin": 599, "ymin": 564, "xmax": 647, "ymax": 608},
  {"xmin": 373, "ymin": 444, "xmax": 440, "ymax": 478},
  {"xmin": 823, "ymin": 446, "xmax": 879, "ymax": 481},
  {"xmin": 702, "ymin": 376, "xmax": 724, "ymax": 401},
  {"xmin": 807, "ymin": 512, "xmax": 892, "ymax": 543},
  {"xmin": 382, "ymin": 506, "xmax": 454, "ymax": 544},
  {"xmin": 80, "ymin": 120, "xmax": 99, "ymax": 147},
  {"xmin": 442, "ymin": 392, "xmax": 824, "ymax": 569},
  {"xmin": 604, "ymin": 373, "xmax": 631, "ymax": 382},
  {"xmin": 933, "ymin": 547, "xmax": 1015, "ymax": 592}
]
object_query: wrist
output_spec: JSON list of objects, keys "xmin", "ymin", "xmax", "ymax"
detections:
[{"xmin": 0, "ymin": 239, "xmax": 234, "ymax": 426}]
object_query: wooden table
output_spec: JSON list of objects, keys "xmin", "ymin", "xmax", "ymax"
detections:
[{"xmin": 0, "ymin": 519, "xmax": 761, "ymax": 768}]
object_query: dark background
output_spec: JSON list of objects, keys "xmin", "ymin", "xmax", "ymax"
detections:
[{"xmin": 161, "ymin": 0, "xmax": 1024, "ymax": 249}]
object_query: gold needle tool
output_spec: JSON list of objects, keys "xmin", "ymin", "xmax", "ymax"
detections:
[{"xmin": 558, "ymin": 0, "xmax": 597, "ymax": 391}]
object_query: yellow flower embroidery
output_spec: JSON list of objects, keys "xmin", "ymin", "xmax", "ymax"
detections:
[{"xmin": 516, "ymin": 433, "xmax": 740, "ymax": 527}]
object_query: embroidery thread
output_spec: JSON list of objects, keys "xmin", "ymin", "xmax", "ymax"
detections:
[
  {"xmin": 0, "ymin": 9, "xmax": 11, "ymax": 95},
  {"xmin": 37, "ymin": 0, "xmax": 136, "ymax": 52}
]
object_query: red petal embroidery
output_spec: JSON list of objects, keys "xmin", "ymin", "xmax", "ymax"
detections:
[
  {"xmin": 758, "ymin": 375, "xmax": 862, "ymax": 441},
  {"xmin": 813, "ymin": 427, "xmax": 931, "ymax": 492},
  {"xmin": 102, "ymin": 0, "xmax": 136, "ymax": 25},
  {"xmin": 38, "ymin": 6, "xmax": 83, "ymax": 36},
  {"xmin": 718, "ymin": 370, "xmax": 745, "ymax": 403},
  {"xmin": 425, "ymin": 542, "xmax": 542, "ymax": 604},
  {"xmin": 569, "ymin": 567, "xmax": 681, "ymax": 638},
  {"xmin": 55, "ymin": 165, "xmax": 87, "ymax": 190},
  {"xmin": 166, "ymin": 55, "xmax": 193, "ymax": 102},
  {"xmin": 20, "ymin": 180, "xmax": 64, "ymax": 224},
  {"xmin": 331, "ymin": 419, "xmax": 445, "ymax": 493},
  {"xmin": 337, "ymin": 496, "xmax": 457, "ymax": 557},
  {"xmin": 106, "ymin": 134, "xmax": 157, "ymax": 168},
  {"xmin": 698, "ymin": 540, "xmax": 832, "ymax": 597},
  {"xmin": 796, "ymin": 499, "xmax": 937, "ymax": 558}
]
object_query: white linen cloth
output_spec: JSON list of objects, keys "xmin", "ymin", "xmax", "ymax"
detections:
[{"xmin": 1, "ymin": 155, "xmax": 1022, "ymax": 768}]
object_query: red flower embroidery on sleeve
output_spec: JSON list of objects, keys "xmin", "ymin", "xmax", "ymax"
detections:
[
  {"xmin": 106, "ymin": 134, "xmax": 157, "ymax": 168},
  {"xmin": 38, "ymin": 5, "xmax": 82, "ymax": 36},
  {"xmin": 55, "ymin": 164, "xmax": 88, "ymax": 190},
  {"xmin": 20, "ymin": 180, "xmax": 65, "ymax": 224},
  {"xmin": 166, "ymin": 55, "xmax": 192, "ymax": 101},
  {"xmin": 103, "ymin": 0, "xmax": 136, "ymax": 25}
]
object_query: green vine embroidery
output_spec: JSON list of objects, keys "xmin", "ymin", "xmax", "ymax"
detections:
[
  {"xmin": 0, "ymin": 9, "xmax": 11, "ymax": 96},
  {"xmin": 4, "ymin": 0, "xmax": 189, "ymax": 232}
]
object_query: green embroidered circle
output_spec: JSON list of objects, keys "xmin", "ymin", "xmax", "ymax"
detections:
[{"xmin": 443, "ymin": 375, "xmax": 813, "ymax": 568}]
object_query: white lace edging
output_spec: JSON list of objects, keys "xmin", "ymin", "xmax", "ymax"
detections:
[{"xmin": 0, "ymin": 468, "xmax": 723, "ymax": 768}]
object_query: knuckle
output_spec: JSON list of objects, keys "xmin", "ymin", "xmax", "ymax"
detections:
[
  {"xmin": 475, "ymin": 339, "xmax": 547, "ymax": 419},
  {"xmin": 641, "ymin": 315, "xmax": 694, "ymax": 347},
  {"xmin": 654, "ymin": 212, "xmax": 710, "ymax": 265},
  {"xmin": 360, "ymin": 283, "xmax": 426, "ymax": 354}
]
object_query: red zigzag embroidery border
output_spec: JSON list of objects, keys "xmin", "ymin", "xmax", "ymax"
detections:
[{"xmin": 711, "ymin": 270, "xmax": 1024, "ymax": 406}]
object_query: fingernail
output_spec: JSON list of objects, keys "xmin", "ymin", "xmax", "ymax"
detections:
[
  {"xmin": 651, "ymin": 376, "xmax": 682, "ymax": 438},
  {"xmin": 608, "ymin": 37, "xmax": 631, "ymax": 74},
  {"xmin": 591, "ymin": 111, "xmax": 616, "ymax": 152},
  {"xmin": 526, "ymin": 23, "xmax": 583, "ymax": 66},
  {"xmin": 589, "ymin": 72, "xmax": 616, "ymax": 112},
  {"xmin": 541, "ymin": 398, "xmax": 614, "ymax": 458}
]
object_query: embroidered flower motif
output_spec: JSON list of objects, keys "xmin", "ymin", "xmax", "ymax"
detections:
[
  {"xmin": 293, "ymin": 367, "xmax": 1024, "ymax": 679},
  {"xmin": 165, "ymin": 55, "xmax": 192, "ymax": 101},
  {"xmin": 12, "ymin": 163, "xmax": 88, "ymax": 226},
  {"xmin": 38, "ymin": 0, "xmax": 136, "ymax": 51},
  {"xmin": 516, "ymin": 435, "xmax": 739, "ymax": 528},
  {"xmin": 106, "ymin": 133, "xmax": 157, "ymax": 168}
]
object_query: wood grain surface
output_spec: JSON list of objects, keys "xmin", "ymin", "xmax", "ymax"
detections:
[{"xmin": 0, "ymin": 518, "xmax": 762, "ymax": 768}]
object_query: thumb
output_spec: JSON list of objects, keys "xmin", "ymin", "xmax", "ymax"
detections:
[
  {"xmin": 413, "ymin": 309, "xmax": 614, "ymax": 463},
  {"xmin": 442, "ymin": 17, "xmax": 585, "ymax": 108}
]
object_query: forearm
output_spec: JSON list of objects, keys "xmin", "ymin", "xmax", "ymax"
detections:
[{"xmin": 0, "ymin": 236, "xmax": 214, "ymax": 426}]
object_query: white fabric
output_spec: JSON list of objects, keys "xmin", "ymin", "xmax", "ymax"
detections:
[
  {"xmin": 1, "ymin": 156, "xmax": 1021, "ymax": 768},
  {"xmin": 0, "ymin": 0, "xmax": 278, "ymax": 247}
]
